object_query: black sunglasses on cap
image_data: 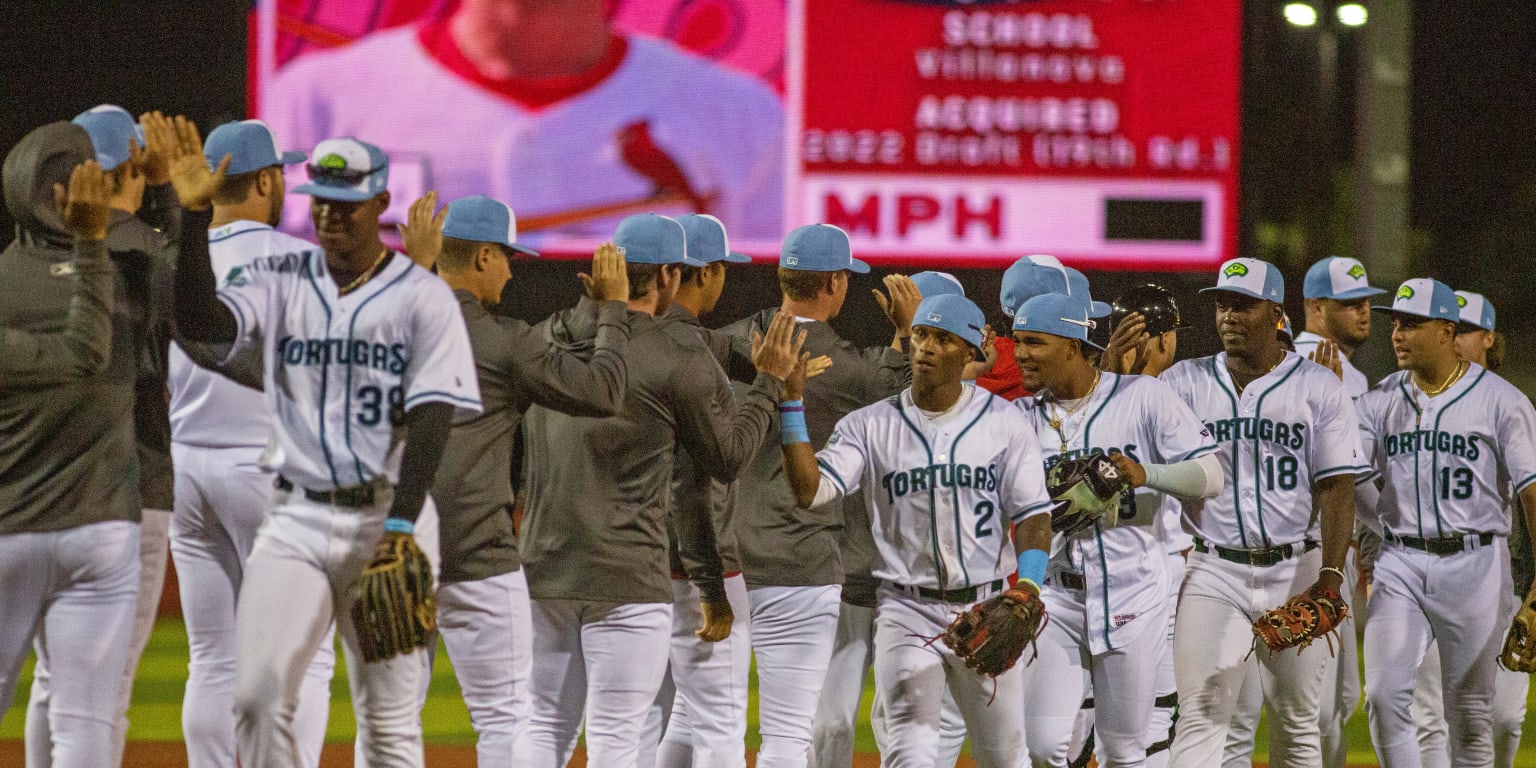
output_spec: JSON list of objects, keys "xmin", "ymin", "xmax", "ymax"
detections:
[{"xmin": 305, "ymin": 163, "xmax": 384, "ymax": 186}]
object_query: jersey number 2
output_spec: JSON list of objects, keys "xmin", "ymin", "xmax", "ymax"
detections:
[
  {"xmin": 973, "ymin": 501, "xmax": 995, "ymax": 538},
  {"xmin": 356, "ymin": 385, "xmax": 404, "ymax": 427}
]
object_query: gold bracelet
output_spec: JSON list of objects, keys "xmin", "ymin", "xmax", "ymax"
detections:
[{"xmin": 1320, "ymin": 566, "xmax": 1346, "ymax": 581}]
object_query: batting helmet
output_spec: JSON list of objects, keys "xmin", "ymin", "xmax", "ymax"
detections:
[{"xmin": 1110, "ymin": 284, "xmax": 1190, "ymax": 337}]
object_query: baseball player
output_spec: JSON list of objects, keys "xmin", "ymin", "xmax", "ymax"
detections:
[
  {"xmin": 1089, "ymin": 283, "xmax": 1195, "ymax": 768},
  {"xmin": 812, "ymin": 270, "xmax": 971, "ymax": 768},
  {"xmin": 1011, "ymin": 290, "xmax": 1221, "ymax": 768},
  {"xmin": 1160, "ymin": 258, "xmax": 1366, "ymax": 768},
  {"xmin": 720, "ymin": 224, "xmax": 916, "ymax": 768},
  {"xmin": 1410, "ymin": 290, "xmax": 1528, "ymax": 768},
  {"xmin": 1356, "ymin": 279, "xmax": 1536, "ymax": 768},
  {"xmin": 779, "ymin": 293, "xmax": 1055, "ymax": 768},
  {"xmin": 976, "ymin": 255, "xmax": 1111, "ymax": 402},
  {"xmin": 517, "ymin": 214, "xmax": 803, "ymax": 767},
  {"xmin": 640, "ymin": 213, "xmax": 758, "ymax": 768},
  {"xmin": 0, "ymin": 123, "xmax": 152, "ymax": 768},
  {"xmin": 404, "ymin": 193, "xmax": 633, "ymax": 767},
  {"xmin": 168, "ymin": 123, "xmax": 480, "ymax": 768},
  {"xmin": 164, "ymin": 119, "xmax": 336, "ymax": 768},
  {"xmin": 267, "ymin": 0, "xmax": 783, "ymax": 240}
]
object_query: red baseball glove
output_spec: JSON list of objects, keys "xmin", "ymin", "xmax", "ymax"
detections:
[
  {"xmin": 1252, "ymin": 583, "xmax": 1349, "ymax": 654},
  {"xmin": 941, "ymin": 585, "xmax": 1047, "ymax": 677}
]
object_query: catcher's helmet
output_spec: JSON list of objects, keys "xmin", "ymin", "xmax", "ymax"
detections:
[{"xmin": 1111, "ymin": 284, "xmax": 1190, "ymax": 337}]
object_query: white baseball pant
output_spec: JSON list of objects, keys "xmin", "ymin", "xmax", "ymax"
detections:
[
  {"xmin": 1411, "ymin": 589, "xmax": 1529, "ymax": 768},
  {"xmin": 25, "ymin": 507, "xmax": 169, "ymax": 768},
  {"xmin": 527, "ymin": 598, "xmax": 673, "ymax": 767},
  {"xmin": 872, "ymin": 584, "xmax": 1026, "ymax": 768},
  {"xmin": 1364, "ymin": 537, "xmax": 1506, "ymax": 768},
  {"xmin": 169, "ymin": 444, "xmax": 333, "ymax": 768},
  {"xmin": 234, "ymin": 491, "xmax": 427, "ymax": 768},
  {"xmin": 1024, "ymin": 584, "xmax": 1165, "ymax": 768},
  {"xmin": 1169, "ymin": 546, "xmax": 1331, "ymax": 768},
  {"xmin": 430, "ymin": 569, "xmax": 535, "ymax": 766},
  {"xmin": 811, "ymin": 600, "xmax": 876, "ymax": 768},
  {"xmin": 655, "ymin": 574, "xmax": 753, "ymax": 768},
  {"xmin": 748, "ymin": 584, "xmax": 842, "ymax": 768},
  {"xmin": 1222, "ymin": 551, "xmax": 1361, "ymax": 768},
  {"xmin": 0, "ymin": 521, "xmax": 140, "ymax": 768},
  {"xmin": 864, "ymin": 625, "xmax": 968, "ymax": 767},
  {"xmin": 1144, "ymin": 562, "xmax": 1182, "ymax": 768}
]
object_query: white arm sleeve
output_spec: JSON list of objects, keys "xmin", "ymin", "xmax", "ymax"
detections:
[
  {"xmin": 810, "ymin": 478, "xmax": 842, "ymax": 508},
  {"xmin": 1142, "ymin": 453, "xmax": 1224, "ymax": 500},
  {"xmin": 1354, "ymin": 474, "xmax": 1383, "ymax": 536}
]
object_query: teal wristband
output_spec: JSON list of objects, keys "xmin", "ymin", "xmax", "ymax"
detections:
[
  {"xmin": 1017, "ymin": 549, "xmax": 1048, "ymax": 586},
  {"xmin": 780, "ymin": 400, "xmax": 809, "ymax": 444},
  {"xmin": 383, "ymin": 518, "xmax": 414, "ymax": 535}
]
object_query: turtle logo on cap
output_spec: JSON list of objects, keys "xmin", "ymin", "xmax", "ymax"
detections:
[
  {"xmin": 318, "ymin": 153, "xmax": 348, "ymax": 170},
  {"xmin": 1396, "ymin": 285, "xmax": 1416, "ymax": 301},
  {"xmin": 1347, "ymin": 264, "xmax": 1366, "ymax": 280},
  {"xmin": 223, "ymin": 266, "xmax": 248, "ymax": 288},
  {"xmin": 1223, "ymin": 262, "xmax": 1249, "ymax": 279},
  {"xmin": 1456, "ymin": 295, "xmax": 1468, "ymax": 308}
]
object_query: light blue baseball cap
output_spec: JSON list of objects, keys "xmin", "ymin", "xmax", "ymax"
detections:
[
  {"xmin": 911, "ymin": 271, "xmax": 965, "ymax": 299},
  {"xmin": 1200, "ymin": 258, "xmax": 1285, "ymax": 303},
  {"xmin": 913, "ymin": 294, "xmax": 986, "ymax": 354},
  {"xmin": 1455, "ymin": 291, "xmax": 1496, "ymax": 331},
  {"xmin": 72, "ymin": 105, "xmax": 144, "ymax": 171},
  {"xmin": 780, "ymin": 224, "xmax": 870, "ymax": 273},
  {"xmin": 615, "ymin": 214, "xmax": 704, "ymax": 266},
  {"xmin": 204, "ymin": 119, "xmax": 306, "ymax": 175},
  {"xmin": 293, "ymin": 137, "xmax": 389, "ymax": 202},
  {"xmin": 1303, "ymin": 256, "xmax": 1387, "ymax": 300},
  {"xmin": 442, "ymin": 195, "xmax": 538, "ymax": 256},
  {"xmin": 999, "ymin": 254, "xmax": 1111, "ymax": 319},
  {"xmin": 677, "ymin": 214, "xmax": 750, "ymax": 264},
  {"xmin": 1371, "ymin": 278, "xmax": 1458, "ymax": 322},
  {"xmin": 1012, "ymin": 292, "xmax": 1103, "ymax": 351}
]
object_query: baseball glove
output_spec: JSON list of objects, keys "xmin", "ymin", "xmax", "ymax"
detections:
[
  {"xmin": 941, "ymin": 586, "xmax": 1048, "ymax": 677},
  {"xmin": 1252, "ymin": 584, "xmax": 1349, "ymax": 654},
  {"xmin": 351, "ymin": 532, "xmax": 437, "ymax": 663},
  {"xmin": 1046, "ymin": 453, "xmax": 1131, "ymax": 536},
  {"xmin": 1498, "ymin": 590, "xmax": 1536, "ymax": 672}
]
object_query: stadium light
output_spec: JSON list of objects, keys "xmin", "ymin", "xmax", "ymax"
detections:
[
  {"xmin": 1283, "ymin": 3, "xmax": 1319, "ymax": 27},
  {"xmin": 1337, "ymin": 4, "xmax": 1368, "ymax": 26}
]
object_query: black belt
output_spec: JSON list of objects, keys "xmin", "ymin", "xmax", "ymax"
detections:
[
  {"xmin": 914, "ymin": 579, "xmax": 1005, "ymax": 604},
  {"xmin": 1055, "ymin": 572, "xmax": 1086, "ymax": 590},
  {"xmin": 1193, "ymin": 537, "xmax": 1318, "ymax": 567},
  {"xmin": 1386, "ymin": 530, "xmax": 1496, "ymax": 556},
  {"xmin": 276, "ymin": 476, "xmax": 377, "ymax": 508}
]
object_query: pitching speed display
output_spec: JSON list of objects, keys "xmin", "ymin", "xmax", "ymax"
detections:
[{"xmin": 252, "ymin": 0, "xmax": 1239, "ymax": 269}]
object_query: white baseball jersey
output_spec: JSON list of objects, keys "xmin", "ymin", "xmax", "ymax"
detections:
[
  {"xmin": 217, "ymin": 248, "xmax": 480, "ymax": 491},
  {"xmin": 1017, "ymin": 373, "xmax": 1217, "ymax": 653},
  {"xmin": 812, "ymin": 385, "xmax": 1054, "ymax": 590},
  {"xmin": 168, "ymin": 221, "xmax": 313, "ymax": 449},
  {"xmin": 1293, "ymin": 331, "xmax": 1369, "ymax": 399},
  {"xmin": 1161, "ymin": 352, "xmax": 1368, "ymax": 548},
  {"xmin": 266, "ymin": 27, "xmax": 784, "ymax": 242},
  {"xmin": 1356, "ymin": 366, "xmax": 1536, "ymax": 538}
]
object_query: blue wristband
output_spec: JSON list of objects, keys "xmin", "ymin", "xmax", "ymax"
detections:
[
  {"xmin": 1016, "ymin": 548, "xmax": 1048, "ymax": 587},
  {"xmin": 780, "ymin": 400, "xmax": 809, "ymax": 445},
  {"xmin": 383, "ymin": 518, "xmax": 414, "ymax": 535}
]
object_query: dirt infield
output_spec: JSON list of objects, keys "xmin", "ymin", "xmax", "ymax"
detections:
[{"xmin": 0, "ymin": 741, "xmax": 912, "ymax": 767}]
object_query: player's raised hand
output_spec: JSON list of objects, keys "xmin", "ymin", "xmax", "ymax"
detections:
[
  {"xmin": 167, "ymin": 116, "xmax": 228, "ymax": 211},
  {"xmin": 398, "ymin": 191, "xmax": 445, "ymax": 269},
  {"xmin": 751, "ymin": 311, "xmax": 808, "ymax": 383},
  {"xmin": 873, "ymin": 274, "xmax": 922, "ymax": 336},
  {"xmin": 579, "ymin": 242, "xmax": 631, "ymax": 303},
  {"xmin": 1100, "ymin": 312, "xmax": 1149, "ymax": 374},
  {"xmin": 1107, "ymin": 452, "xmax": 1148, "ymax": 488},
  {"xmin": 962, "ymin": 324, "xmax": 999, "ymax": 380},
  {"xmin": 134, "ymin": 111, "xmax": 176, "ymax": 185},
  {"xmin": 696, "ymin": 598, "xmax": 734, "ymax": 642},
  {"xmin": 1308, "ymin": 338, "xmax": 1344, "ymax": 381},
  {"xmin": 55, "ymin": 160, "xmax": 110, "ymax": 242}
]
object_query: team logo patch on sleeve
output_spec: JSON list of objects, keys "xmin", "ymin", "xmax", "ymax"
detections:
[{"xmin": 223, "ymin": 266, "xmax": 248, "ymax": 288}]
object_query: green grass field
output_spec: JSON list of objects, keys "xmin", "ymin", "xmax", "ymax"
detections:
[{"xmin": 5, "ymin": 618, "xmax": 1536, "ymax": 765}]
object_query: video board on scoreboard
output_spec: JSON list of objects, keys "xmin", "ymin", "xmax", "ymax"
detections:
[{"xmin": 251, "ymin": 0, "xmax": 1239, "ymax": 269}]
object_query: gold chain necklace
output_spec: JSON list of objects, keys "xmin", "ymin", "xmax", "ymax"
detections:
[
  {"xmin": 1230, "ymin": 354, "xmax": 1283, "ymax": 396},
  {"xmin": 1047, "ymin": 370, "xmax": 1101, "ymax": 454},
  {"xmin": 1416, "ymin": 360, "xmax": 1467, "ymax": 397},
  {"xmin": 337, "ymin": 248, "xmax": 390, "ymax": 297}
]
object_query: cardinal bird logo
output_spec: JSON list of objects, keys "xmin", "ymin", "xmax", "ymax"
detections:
[{"xmin": 618, "ymin": 121, "xmax": 714, "ymax": 213}]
